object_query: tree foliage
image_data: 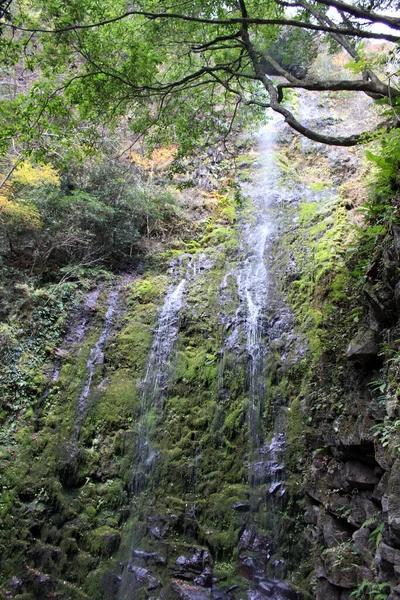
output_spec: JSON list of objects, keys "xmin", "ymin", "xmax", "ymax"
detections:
[
  {"xmin": 0, "ymin": 158, "xmax": 179, "ymax": 270},
  {"xmin": 0, "ymin": 0, "xmax": 398, "ymax": 154}
]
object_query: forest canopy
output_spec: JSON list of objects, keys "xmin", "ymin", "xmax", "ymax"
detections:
[{"xmin": 0, "ymin": 0, "xmax": 398, "ymax": 160}]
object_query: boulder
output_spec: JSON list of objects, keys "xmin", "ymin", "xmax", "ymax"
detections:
[
  {"xmin": 323, "ymin": 549, "xmax": 360, "ymax": 588},
  {"xmin": 171, "ymin": 581, "xmax": 212, "ymax": 600},
  {"xmin": 342, "ymin": 460, "xmax": 380, "ymax": 489},
  {"xmin": 352, "ymin": 528, "xmax": 374, "ymax": 564},
  {"xmin": 232, "ymin": 502, "xmax": 251, "ymax": 512},
  {"xmin": 320, "ymin": 514, "xmax": 352, "ymax": 548},
  {"xmin": 346, "ymin": 329, "xmax": 379, "ymax": 363},
  {"xmin": 315, "ymin": 578, "xmax": 342, "ymax": 600},
  {"xmin": 388, "ymin": 460, "xmax": 400, "ymax": 544},
  {"xmin": 376, "ymin": 542, "xmax": 400, "ymax": 583}
]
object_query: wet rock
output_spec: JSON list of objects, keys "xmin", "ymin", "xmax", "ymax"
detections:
[
  {"xmin": 173, "ymin": 549, "xmax": 211, "ymax": 584},
  {"xmin": 149, "ymin": 524, "xmax": 169, "ymax": 539},
  {"xmin": 239, "ymin": 556, "xmax": 257, "ymax": 579},
  {"xmin": 193, "ymin": 566, "xmax": 213, "ymax": 587},
  {"xmin": 346, "ymin": 329, "xmax": 379, "ymax": 363},
  {"xmin": 257, "ymin": 580, "xmax": 274, "ymax": 595},
  {"xmin": 239, "ymin": 529, "xmax": 274, "ymax": 556},
  {"xmin": 132, "ymin": 549, "xmax": 166, "ymax": 565},
  {"xmin": 9, "ymin": 577, "xmax": 23, "ymax": 593},
  {"xmin": 269, "ymin": 481, "xmax": 283, "ymax": 495},
  {"xmin": 171, "ymin": 581, "xmax": 212, "ymax": 600},
  {"xmin": 148, "ymin": 576, "xmax": 161, "ymax": 590},
  {"xmin": 273, "ymin": 581, "xmax": 304, "ymax": 599},
  {"xmin": 127, "ymin": 565, "xmax": 149, "ymax": 581},
  {"xmin": 232, "ymin": 501, "xmax": 251, "ymax": 512}
]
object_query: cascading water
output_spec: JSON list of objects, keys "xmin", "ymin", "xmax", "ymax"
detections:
[
  {"xmin": 229, "ymin": 118, "xmax": 303, "ymax": 599},
  {"xmin": 236, "ymin": 122, "xmax": 278, "ymax": 461},
  {"xmin": 132, "ymin": 265, "xmax": 187, "ymax": 493},
  {"xmin": 118, "ymin": 253, "xmax": 213, "ymax": 598},
  {"xmin": 73, "ymin": 283, "xmax": 124, "ymax": 441},
  {"xmin": 116, "ymin": 95, "xmax": 330, "ymax": 600}
]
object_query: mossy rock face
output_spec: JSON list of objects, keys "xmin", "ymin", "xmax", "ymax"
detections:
[
  {"xmin": 86, "ymin": 527, "xmax": 121, "ymax": 558},
  {"xmin": 1, "ymin": 103, "xmax": 382, "ymax": 600}
]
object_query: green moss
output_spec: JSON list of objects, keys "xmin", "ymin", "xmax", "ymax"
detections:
[{"xmin": 86, "ymin": 527, "xmax": 121, "ymax": 557}]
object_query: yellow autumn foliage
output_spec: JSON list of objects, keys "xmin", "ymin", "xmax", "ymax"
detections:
[
  {"xmin": 0, "ymin": 195, "xmax": 41, "ymax": 229},
  {"xmin": 12, "ymin": 161, "xmax": 60, "ymax": 187},
  {"xmin": 130, "ymin": 146, "xmax": 177, "ymax": 173}
]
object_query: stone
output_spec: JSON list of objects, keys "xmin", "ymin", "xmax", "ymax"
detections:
[
  {"xmin": 304, "ymin": 502, "xmax": 319, "ymax": 525},
  {"xmin": 239, "ymin": 556, "xmax": 257, "ymax": 579},
  {"xmin": 363, "ymin": 282, "xmax": 396, "ymax": 326},
  {"xmin": 321, "ymin": 514, "xmax": 352, "ymax": 548},
  {"xmin": 376, "ymin": 542, "xmax": 400, "ymax": 583},
  {"xmin": 9, "ymin": 577, "xmax": 23, "ymax": 593},
  {"xmin": 132, "ymin": 549, "xmax": 166, "ymax": 565},
  {"xmin": 352, "ymin": 528, "xmax": 373, "ymax": 564},
  {"xmin": 375, "ymin": 445, "xmax": 395, "ymax": 471},
  {"xmin": 372, "ymin": 472, "xmax": 390, "ymax": 502},
  {"xmin": 171, "ymin": 581, "xmax": 212, "ymax": 600},
  {"xmin": 232, "ymin": 502, "xmax": 251, "ymax": 512},
  {"xmin": 346, "ymin": 329, "xmax": 379, "ymax": 362},
  {"xmin": 147, "ymin": 576, "xmax": 160, "ymax": 591},
  {"xmin": 173, "ymin": 548, "xmax": 212, "ymax": 584},
  {"xmin": 315, "ymin": 578, "xmax": 342, "ymax": 600},
  {"xmin": 392, "ymin": 223, "xmax": 400, "ymax": 262},
  {"xmin": 323, "ymin": 549, "xmax": 360, "ymax": 588},
  {"xmin": 127, "ymin": 565, "xmax": 149, "ymax": 581},
  {"xmin": 343, "ymin": 460, "xmax": 380, "ymax": 489},
  {"xmin": 388, "ymin": 460, "xmax": 400, "ymax": 544},
  {"xmin": 239, "ymin": 529, "xmax": 274, "ymax": 556}
]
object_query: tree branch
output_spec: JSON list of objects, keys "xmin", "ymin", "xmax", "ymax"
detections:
[
  {"xmin": 312, "ymin": 0, "xmax": 400, "ymax": 29},
  {"xmin": 4, "ymin": 12, "xmax": 400, "ymax": 43}
]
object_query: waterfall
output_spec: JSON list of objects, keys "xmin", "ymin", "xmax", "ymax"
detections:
[
  {"xmin": 73, "ymin": 283, "xmax": 123, "ymax": 441},
  {"xmin": 132, "ymin": 272, "xmax": 187, "ymax": 493},
  {"xmin": 226, "ymin": 118, "xmax": 304, "ymax": 600},
  {"xmin": 118, "ymin": 253, "xmax": 213, "ymax": 599}
]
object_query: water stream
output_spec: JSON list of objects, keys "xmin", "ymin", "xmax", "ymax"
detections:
[
  {"xmin": 73, "ymin": 283, "xmax": 124, "ymax": 441},
  {"xmin": 232, "ymin": 117, "xmax": 304, "ymax": 599},
  {"xmin": 119, "ymin": 254, "xmax": 213, "ymax": 598}
]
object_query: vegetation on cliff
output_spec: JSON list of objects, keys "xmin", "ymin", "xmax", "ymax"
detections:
[{"xmin": 1, "ymin": 1, "xmax": 400, "ymax": 598}]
